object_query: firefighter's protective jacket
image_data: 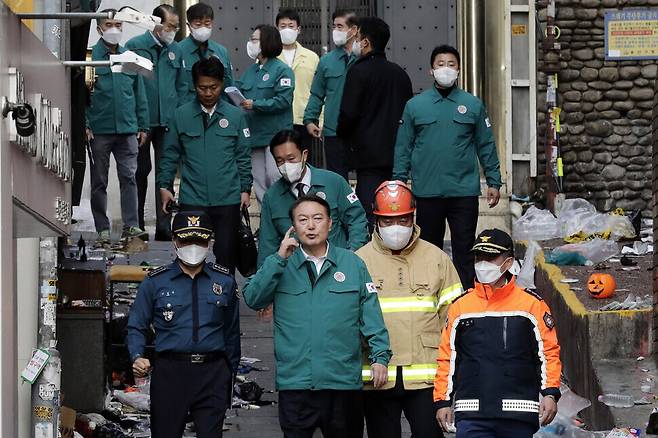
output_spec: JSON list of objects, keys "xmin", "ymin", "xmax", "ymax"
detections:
[
  {"xmin": 356, "ymin": 226, "xmax": 463, "ymax": 390},
  {"xmin": 433, "ymin": 277, "xmax": 562, "ymax": 428}
]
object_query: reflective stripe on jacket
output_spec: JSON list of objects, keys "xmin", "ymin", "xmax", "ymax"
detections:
[
  {"xmin": 356, "ymin": 226, "xmax": 463, "ymax": 390},
  {"xmin": 433, "ymin": 277, "xmax": 562, "ymax": 428}
]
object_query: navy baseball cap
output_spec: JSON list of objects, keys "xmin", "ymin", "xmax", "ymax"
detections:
[
  {"xmin": 171, "ymin": 211, "xmax": 213, "ymax": 241},
  {"xmin": 471, "ymin": 228, "xmax": 514, "ymax": 256}
]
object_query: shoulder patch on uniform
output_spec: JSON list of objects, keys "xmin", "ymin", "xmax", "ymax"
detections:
[
  {"xmin": 211, "ymin": 263, "xmax": 230, "ymax": 275},
  {"xmin": 543, "ymin": 312, "xmax": 555, "ymax": 330},
  {"xmin": 235, "ymin": 286, "xmax": 242, "ymax": 300},
  {"xmin": 485, "ymin": 117, "xmax": 492, "ymax": 128},
  {"xmin": 366, "ymin": 282, "xmax": 378, "ymax": 294},
  {"xmin": 347, "ymin": 191, "xmax": 359, "ymax": 204},
  {"xmin": 243, "ymin": 128, "xmax": 251, "ymax": 138},
  {"xmin": 522, "ymin": 288, "xmax": 544, "ymax": 302},
  {"xmin": 147, "ymin": 265, "xmax": 168, "ymax": 277},
  {"xmin": 280, "ymin": 77, "xmax": 292, "ymax": 87}
]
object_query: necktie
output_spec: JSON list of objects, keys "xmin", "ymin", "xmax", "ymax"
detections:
[
  {"xmin": 296, "ymin": 183, "xmax": 306, "ymax": 198},
  {"xmin": 203, "ymin": 112, "xmax": 209, "ymax": 130}
]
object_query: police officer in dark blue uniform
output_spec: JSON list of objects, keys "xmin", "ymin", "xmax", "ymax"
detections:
[{"xmin": 127, "ymin": 211, "xmax": 240, "ymax": 438}]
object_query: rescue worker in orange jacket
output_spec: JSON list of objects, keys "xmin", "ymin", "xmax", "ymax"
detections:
[
  {"xmin": 356, "ymin": 181, "xmax": 463, "ymax": 438},
  {"xmin": 434, "ymin": 229, "xmax": 561, "ymax": 437}
]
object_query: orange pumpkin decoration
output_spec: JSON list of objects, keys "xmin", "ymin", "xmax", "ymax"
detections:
[{"xmin": 587, "ymin": 273, "xmax": 616, "ymax": 299}]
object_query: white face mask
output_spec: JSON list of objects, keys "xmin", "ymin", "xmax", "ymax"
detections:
[
  {"xmin": 332, "ymin": 29, "xmax": 348, "ymax": 46},
  {"xmin": 247, "ymin": 41, "xmax": 261, "ymax": 60},
  {"xmin": 474, "ymin": 259, "xmax": 509, "ymax": 285},
  {"xmin": 379, "ymin": 225, "xmax": 413, "ymax": 251},
  {"xmin": 433, "ymin": 67, "xmax": 459, "ymax": 88},
  {"xmin": 101, "ymin": 27, "xmax": 122, "ymax": 45},
  {"xmin": 278, "ymin": 160, "xmax": 305, "ymax": 184},
  {"xmin": 176, "ymin": 243, "xmax": 209, "ymax": 266},
  {"xmin": 190, "ymin": 25, "xmax": 212, "ymax": 43},
  {"xmin": 159, "ymin": 30, "xmax": 176, "ymax": 45},
  {"xmin": 279, "ymin": 28, "xmax": 299, "ymax": 45},
  {"xmin": 351, "ymin": 39, "xmax": 362, "ymax": 57}
]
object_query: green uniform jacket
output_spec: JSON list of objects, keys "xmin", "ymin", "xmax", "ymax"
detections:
[
  {"xmin": 125, "ymin": 32, "xmax": 186, "ymax": 128},
  {"xmin": 178, "ymin": 36, "xmax": 234, "ymax": 105},
  {"xmin": 237, "ymin": 58, "xmax": 294, "ymax": 147},
  {"xmin": 257, "ymin": 166, "xmax": 368, "ymax": 266},
  {"xmin": 157, "ymin": 99, "xmax": 252, "ymax": 206},
  {"xmin": 87, "ymin": 41, "xmax": 149, "ymax": 135},
  {"xmin": 303, "ymin": 48, "xmax": 355, "ymax": 137},
  {"xmin": 392, "ymin": 86, "xmax": 502, "ymax": 197},
  {"xmin": 244, "ymin": 246, "xmax": 392, "ymax": 390}
]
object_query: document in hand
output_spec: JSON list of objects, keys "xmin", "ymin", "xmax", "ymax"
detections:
[{"xmin": 225, "ymin": 86, "xmax": 247, "ymax": 107}]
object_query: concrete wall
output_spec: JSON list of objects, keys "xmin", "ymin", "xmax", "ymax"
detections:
[{"xmin": 537, "ymin": 0, "xmax": 655, "ymax": 216}]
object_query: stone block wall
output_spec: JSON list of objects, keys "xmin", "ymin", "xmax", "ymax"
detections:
[{"xmin": 537, "ymin": 0, "xmax": 656, "ymax": 216}]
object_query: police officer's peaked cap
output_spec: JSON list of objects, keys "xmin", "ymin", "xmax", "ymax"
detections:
[
  {"xmin": 471, "ymin": 228, "xmax": 514, "ymax": 256},
  {"xmin": 172, "ymin": 211, "xmax": 213, "ymax": 241}
]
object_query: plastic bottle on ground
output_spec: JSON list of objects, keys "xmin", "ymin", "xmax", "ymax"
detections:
[{"xmin": 597, "ymin": 394, "xmax": 633, "ymax": 408}]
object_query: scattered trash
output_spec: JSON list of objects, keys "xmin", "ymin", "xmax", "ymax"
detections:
[
  {"xmin": 545, "ymin": 250, "xmax": 590, "ymax": 266},
  {"xmin": 637, "ymin": 356, "xmax": 645, "ymax": 361},
  {"xmin": 517, "ymin": 241, "xmax": 541, "ymax": 289},
  {"xmin": 597, "ymin": 393, "xmax": 634, "ymax": 408},
  {"xmin": 513, "ymin": 206, "xmax": 560, "ymax": 241},
  {"xmin": 113, "ymin": 389, "xmax": 150, "ymax": 412},
  {"xmin": 621, "ymin": 266, "xmax": 640, "ymax": 272},
  {"xmin": 599, "ymin": 294, "xmax": 652, "ymax": 311},
  {"xmin": 634, "ymin": 396, "xmax": 652, "ymax": 405},
  {"xmin": 587, "ymin": 273, "xmax": 616, "ymax": 300},
  {"xmin": 620, "ymin": 256, "xmax": 637, "ymax": 267},
  {"xmin": 558, "ymin": 199, "xmax": 635, "ymax": 242},
  {"xmin": 605, "ymin": 428, "xmax": 641, "ymax": 438},
  {"xmin": 621, "ymin": 241, "xmax": 652, "ymax": 256},
  {"xmin": 560, "ymin": 278, "xmax": 579, "ymax": 284},
  {"xmin": 556, "ymin": 238, "xmax": 619, "ymax": 264}
]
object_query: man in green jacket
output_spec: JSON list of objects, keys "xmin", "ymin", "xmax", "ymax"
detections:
[
  {"xmin": 158, "ymin": 57, "xmax": 251, "ymax": 274},
  {"xmin": 258, "ymin": 129, "xmax": 368, "ymax": 267},
  {"xmin": 244, "ymin": 194, "xmax": 391, "ymax": 437},
  {"xmin": 303, "ymin": 9, "xmax": 358, "ymax": 180},
  {"xmin": 178, "ymin": 3, "xmax": 234, "ymax": 105},
  {"xmin": 86, "ymin": 10, "xmax": 149, "ymax": 243},
  {"xmin": 392, "ymin": 45, "xmax": 502, "ymax": 289},
  {"xmin": 125, "ymin": 4, "xmax": 186, "ymax": 240}
]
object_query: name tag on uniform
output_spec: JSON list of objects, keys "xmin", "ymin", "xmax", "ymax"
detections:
[{"xmin": 280, "ymin": 78, "xmax": 292, "ymax": 87}]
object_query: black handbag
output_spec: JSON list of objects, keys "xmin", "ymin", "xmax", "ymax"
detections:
[{"xmin": 236, "ymin": 206, "xmax": 258, "ymax": 277}]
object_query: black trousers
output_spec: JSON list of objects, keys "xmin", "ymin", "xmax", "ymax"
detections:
[
  {"xmin": 179, "ymin": 203, "xmax": 240, "ymax": 274},
  {"xmin": 323, "ymin": 136, "xmax": 349, "ymax": 181},
  {"xmin": 278, "ymin": 389, "xmax": 364, "ymax": 438},
  {"xmin": 137, "ymin": 126, "xmax": 171, "ymax": 239},
  {"xmin": 416, "ymin": 196, "xmax": 479, "ymax": 289},
  {"xmin": 356, "ymin": 167, "xmax": 392, "ymax": 232},
  {"xmin": 150, "ymin": 356, "xmax": 232, "ymax": 438},
  {"xmin": 364, "ymin": 368, "xmax": 444, "ymax": 438}
]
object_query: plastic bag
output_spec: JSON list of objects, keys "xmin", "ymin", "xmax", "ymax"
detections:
[
  {"xmin": 606, "ymin": 214, "xmax": 636, "ymax": 240},
  {"xmin": 555, "ymin": 238, "xmax": 619, "ymax": 264},
  {"xmin": 517, "ymin": 241, "xmax": 541, "ymax": 289},
  {"xmin": 545, "ymin": 250, "xmax": 590, "ymax": 266},
  {"xmin": 513, "ymin": 207, "xmax": 560, "ymax": 241},
  {"xmin": 557, "ymin": 198, "xmax": 597, "ymax": 238},
  {"xmin": 113, "ymin": 389, "xmax": 150, "ymax": 412}
]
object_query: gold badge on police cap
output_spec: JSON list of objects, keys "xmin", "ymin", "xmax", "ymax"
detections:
[{"xmin": 213, "ymin": 283, "xmax": 223, "ymax": 295}]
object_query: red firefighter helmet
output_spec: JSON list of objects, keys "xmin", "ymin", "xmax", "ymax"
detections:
[{"xmin": 372, "ymin": 180, "xmax": 416, "ymax": 217}]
